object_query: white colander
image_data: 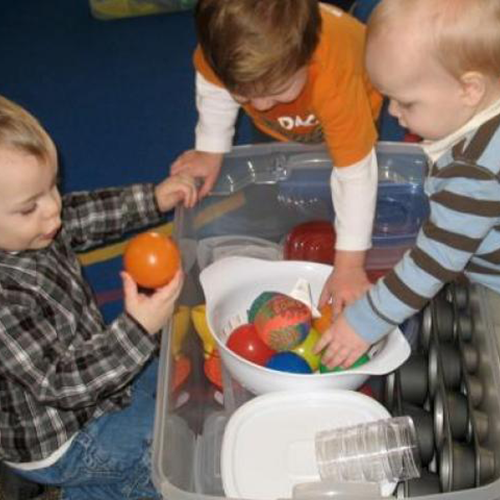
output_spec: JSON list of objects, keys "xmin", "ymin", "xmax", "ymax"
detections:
[{"xmin": 200, "ymin": 256, "xmax": 410, "ymax": 395}]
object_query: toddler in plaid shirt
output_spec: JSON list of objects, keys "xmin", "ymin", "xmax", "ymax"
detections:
[{"xmin": 0, "ymin": 95, "xmax": 196, "ymax": 500}]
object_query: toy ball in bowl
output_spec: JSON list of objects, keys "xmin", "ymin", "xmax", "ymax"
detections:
[
  {"xmin": 227, "ymin": 323, "xmax": 276, "ymax": 366},
  {"xmin": 266, "ymin": 352, "xmax": 312, "ymax": 374},
  {"xmin": 319, "ymin": 353, "xmax": 370, "ymax": 373},
  {"xmin": 200, "ymin": 257, "xmax": 411, "ymax": 395},
  {"xmin": 251, "ymin": 292, "xmax": 311, "ymax": 351}
]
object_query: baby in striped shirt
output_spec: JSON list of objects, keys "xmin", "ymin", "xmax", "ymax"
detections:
[{"xmin": 316, "ymin": 0, "xmax": 500, "ymax": 368}]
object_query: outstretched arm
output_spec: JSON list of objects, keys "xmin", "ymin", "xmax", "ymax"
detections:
[
  {"xmin": 0, "ymin": 270, "xmax": 183, "ymax": 409},
  {"xmin": 317, "ymin": 159, "xmax": 500, "ymax": 367},
  {"xmin": 319, "ymin": 149, "xmax": 377, "ymax": 315},
  {"xmin": 171, "ymin": 73, "xmax": 240, "ymax": 198},
  {"xmin": 62, "ymin": 184, "xmax": 163, "ymax": 252}
]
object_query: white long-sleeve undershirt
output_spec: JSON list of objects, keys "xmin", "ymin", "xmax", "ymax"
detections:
[
  {"xmin": 195, "ymin": 72, "xmax": 240, "ymax": 153},
  {"xmin": 330, "ymin": 148, "xmax": 378, "ymax": 251}
]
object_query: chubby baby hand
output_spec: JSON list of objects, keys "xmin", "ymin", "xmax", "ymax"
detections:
[
  {"xmin": 319, "ymin": 266, "xmax": 371, "ymax": 318},
  {"xmin": 122, "ymin": 269, "xmax": 184, "ymax": 335},
  {"xmin": 155, "ymin": 173, "xmax": 198, "ymax": 211},
  {"xmin": 170, "ymin": 150, "xmax": 223, "ymax": 199},
  {"xmin": 313, "ymin": 313, "xmax": 370, "ymax": 369}
]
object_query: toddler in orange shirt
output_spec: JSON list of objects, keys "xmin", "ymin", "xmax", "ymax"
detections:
[{"xmin": 172, "ymin": 0, "xmax": 383, "ymax": 312}]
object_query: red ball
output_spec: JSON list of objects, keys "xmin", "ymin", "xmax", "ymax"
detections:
[
  {"xmin": 124, "ymin": 232, "xmax": 180, "ymax": 289},
  {"xmin": 227, "ymin": 323, "xmax": 276, "ymax": 366}
]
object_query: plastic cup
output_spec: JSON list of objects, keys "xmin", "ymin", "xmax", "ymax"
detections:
[{"xmin": 315, "ymin": 416, "xmax": 421, "ymax": 484}]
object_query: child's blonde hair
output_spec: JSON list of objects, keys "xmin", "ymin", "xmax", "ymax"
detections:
[
  {"xmin": 195, "ymin": 0, "xmax": 321, "ymax": 97},
  {"xmin": 368, "ymin": 0, "xmax": 500, "ymax": 80},
  {"xmin": 0, "ymin": 96, "xmax": 56, "ymax": 165}
]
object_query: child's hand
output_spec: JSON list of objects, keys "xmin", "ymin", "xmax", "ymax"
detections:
[
  {"xmin": 319, "ymin": 266, "xmax": 371, "ymax": 317},
  {"xmin": 313, "ymin": 313, "xmax": 370, "ymax": 369},
  {"xmin": 170, "ymin": 150, "xmax": 223, "ymax": 199},
  {"xmin": 155, "ymin": 173, "xmax": 197, "ymax": 211},
  {"xmin": 122, "ymin": 270, "xmax": 183, "ymax": 335}
]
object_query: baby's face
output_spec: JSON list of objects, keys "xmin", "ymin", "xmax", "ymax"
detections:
[
  {"xmin": 0, "ymin": 147, "xmax": 62, "ymax": 252},
  {"xmin": 232, "ymin": 66, "xmax": 308, "ymax": 112},
  {"xmin": 366, "ymin": 30, "xmax": 476, "ymax": 141}
]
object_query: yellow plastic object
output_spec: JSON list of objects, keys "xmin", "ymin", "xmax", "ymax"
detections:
[
  {"xmin": 89, "ymin": 0, "xmax": 195, "ymax": 20},
  {"xmin": 172, "ymin": 305, "xmax": 190, "ymax": 359},
  {"xmin": 291, "ymin": 328, "xmax": 322, "ymax": 371},
  {"xmin": 191, "ymin": 304, "xmax": 216, "ymax": 358}
]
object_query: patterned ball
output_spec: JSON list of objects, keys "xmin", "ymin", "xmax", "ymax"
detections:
[
  {"xmin": 247, "ymin": 291, "xmax": 277, "ymax": 323},
  {"xmin": 251, "ymin": 292, "xmax": 311, "ymax": 351}
]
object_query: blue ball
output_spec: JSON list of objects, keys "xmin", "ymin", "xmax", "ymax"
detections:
[{"xmin": 265, "ymin": 352, "xmax": 312, "ymax": 374}]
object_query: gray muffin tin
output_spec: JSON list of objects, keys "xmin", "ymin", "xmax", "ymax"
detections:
[{"xmin": 387, "ymin": 283, "xmax": 500, "ymax": 496}]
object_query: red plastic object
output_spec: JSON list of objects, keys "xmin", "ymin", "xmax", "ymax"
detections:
[
  {"xmin": 173, "ymin": 356, "xmax": 191, "ymax": 391},
  {"xmin": 284, "ymin": 221, "xmax": 392, "ymax": 283},
  {"xmin": 283, "ymin": 220, "xmax": 336, "ymax": 264},
  {"xmin": 366, "ymin": 268, "xmax": 391, "ymax": 283},
  {"xmin": 357, "ymin": 383, "xmax": 375, "ymax": 399},
  {"xmin": 404, "ymin": 133, "xmax": 422, "ymax": 143},
  {"xmin": 204, "ymin": 351, "xmax": 223, "ymax": 389}
]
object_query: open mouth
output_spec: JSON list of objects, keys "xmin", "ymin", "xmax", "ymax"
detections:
[{"xmin": 43, "ymin": 226, "xmax": 61, "ymax": 240}]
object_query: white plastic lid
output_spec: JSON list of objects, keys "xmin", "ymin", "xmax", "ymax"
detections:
[{"xmin": 221, "ymin": 390, "xmax": 396, "ymax": 500}]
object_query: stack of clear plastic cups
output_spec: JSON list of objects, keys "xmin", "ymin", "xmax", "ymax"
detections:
[{"xmin": 315, "ymin": 416, "xmax": 421, "ymax": 484}]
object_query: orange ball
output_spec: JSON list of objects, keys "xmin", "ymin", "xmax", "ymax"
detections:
[
  {"xmin": 312, "ymin": 304, "xmax": 333, "ymax": 334},
  {"xmin": 124, "ymin": 232, "xmax": 180, "ymax": 288}
]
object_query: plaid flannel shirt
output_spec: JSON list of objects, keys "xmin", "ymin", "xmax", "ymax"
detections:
[{"xmin": 0, "ymin": 184, "xmax": 163, "ymax": 462}]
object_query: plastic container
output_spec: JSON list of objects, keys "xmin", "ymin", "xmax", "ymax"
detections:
[
  {"xmin": 220, "ymin": 390, "xmax": 394, "ymax": 499},
  {"xmin": 315, "ymin": 416, "xmax": 421, "ymax": 484},
  {"xmin": 193, "ymin": 142, "xmax": 429, "ymax": 272},
  {"xmin": 292, "ymin": 480, "xmax": 384, "ymax": 499},
  {"xmin": 154, "ymin": 142, "xmax": 498, "ymax": 500}
]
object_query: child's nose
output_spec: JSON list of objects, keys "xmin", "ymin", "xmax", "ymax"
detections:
[{"xmin": 388, "ymin": 99, "xmax": 401, "ymax": 118}]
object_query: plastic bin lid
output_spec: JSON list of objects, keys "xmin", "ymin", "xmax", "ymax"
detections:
[{"xmin": 221, "ymin": 390, "xmax": 396, "ymax": 500}]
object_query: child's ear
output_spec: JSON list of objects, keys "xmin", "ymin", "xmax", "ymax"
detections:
[{"xmin": 460, "ymin": 71, "xmax": 487, "ymax": 107}]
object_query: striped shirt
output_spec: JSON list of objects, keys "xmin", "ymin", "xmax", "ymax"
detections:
[
  {"xmin": 0, "ymin": 184, "xmax": 161, "ymax": 462},
  {"xmin": 345, "ymin": 112, "xmax": 500, "ymax": 343}
]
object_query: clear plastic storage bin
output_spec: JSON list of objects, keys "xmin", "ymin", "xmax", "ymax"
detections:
[{"xmin": 150, "ymin": 142, "xmax": 500, "ymax": 500}]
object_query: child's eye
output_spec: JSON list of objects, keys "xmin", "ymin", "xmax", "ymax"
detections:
[
  {"xmin": 19, "ymin": 205, "xmax": 37, "ymax": 216},
  {"xmin": 399, "ymin": 101, "xmax": 414, "ymax": 110}
]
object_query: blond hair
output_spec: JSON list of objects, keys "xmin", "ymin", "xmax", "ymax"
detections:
[
  {"xmin": 195, "ymin": 0, "xmax": 321, "ymax": 96},
  {"xmin": 367, "ymin": 0, "xmax": 500, "ymax": 80},
  {"xmin": 0, "ymin": 96, "xmax": 56, "ymax": 165}
]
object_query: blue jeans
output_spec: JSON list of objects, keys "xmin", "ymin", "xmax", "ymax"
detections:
[{"xmin": 15, "ymin": 358, "xmax": 161, "ymax": 500}]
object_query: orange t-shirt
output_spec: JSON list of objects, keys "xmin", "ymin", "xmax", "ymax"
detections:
[{"xmin": 194, "ymin": 4, "xmax": 383, "ymax": 167}]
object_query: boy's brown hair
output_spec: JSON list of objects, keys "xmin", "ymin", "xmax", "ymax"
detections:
[
  {"xmin": 367, "ymin": 0, "xmax": 500, "ymax": 80},
  {"xmin": 0, "ymin": 95, "xmax": 56, "ymax": 166},
  {"xmin": 195, "ymin": 0, "xmax": 322, "ymax": 97}
]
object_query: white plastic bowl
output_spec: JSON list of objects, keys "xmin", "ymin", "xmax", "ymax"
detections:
[{"xmin": 200, "ymin": 256, "xmax": 410, "ymax": 395}]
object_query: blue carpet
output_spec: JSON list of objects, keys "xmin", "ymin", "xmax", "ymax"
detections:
[{"xmin": 0, "ymin": 0, "xmax": 253, "ymax": 192}]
